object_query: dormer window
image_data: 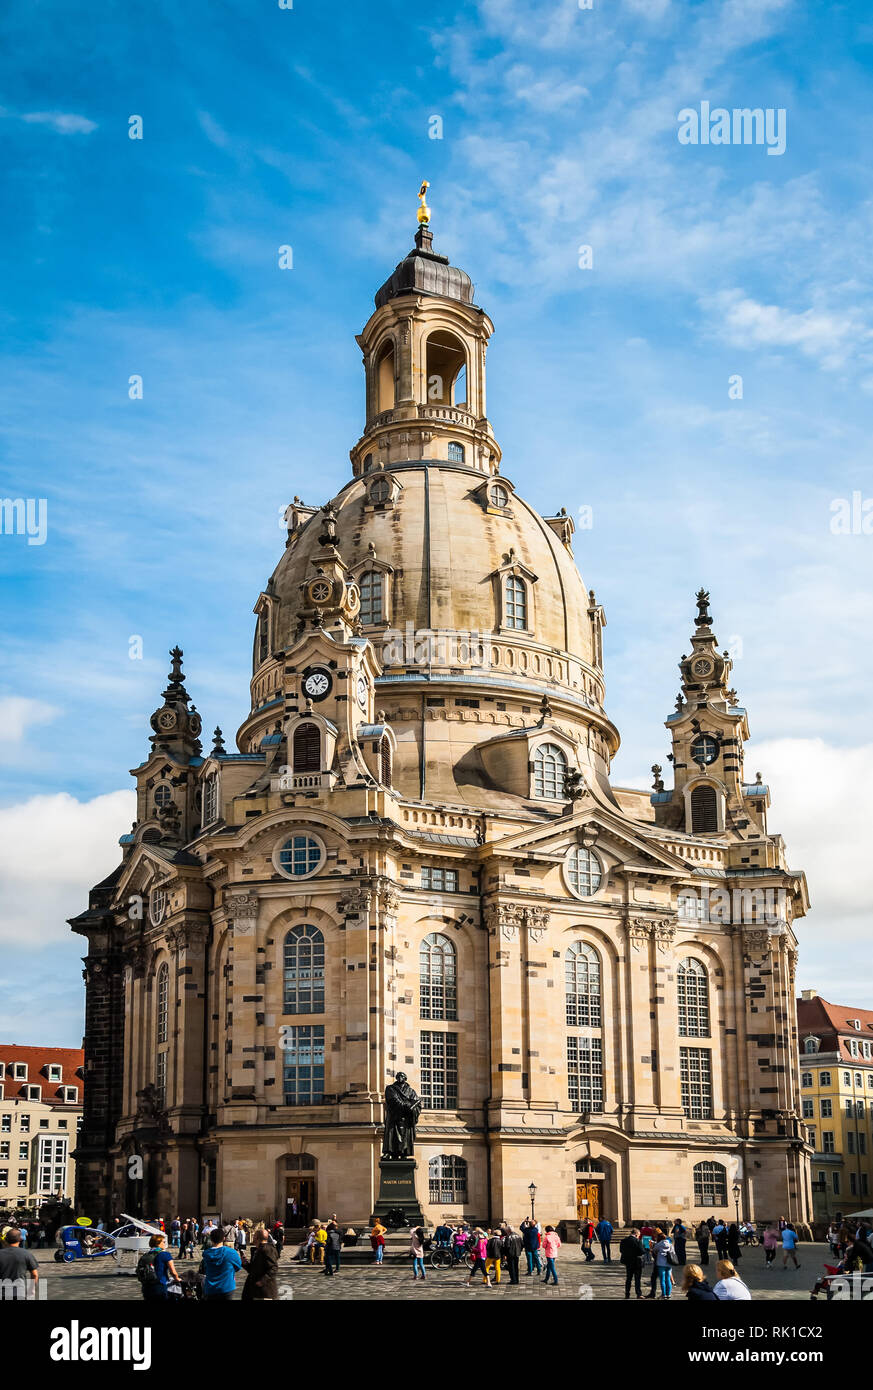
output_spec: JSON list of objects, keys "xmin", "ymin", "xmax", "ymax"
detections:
[
  {"xmin": 532, "ymin": 743, "xmax": 567, "ymax": 800},
  {"xmin": 505, "ymin": 575, "xmax": 527, "ymax": 630},
  {"xmin": 803, "ymin": 1036, "xmax": 820, "ymax": 1054},
  {"xmin": 293, "ymin": 723, "xmax": 321, "ymax": 774},
  {"xmin": 46, "ymin": 1065, "xmax": 62, "ymax": 1083},
  {"xmin": 61, "ymin": 1087, "xmax": 77, "ymax": 1103},
  {"xmin": 12, "ymin": 1063, "xmax": 27, "ymax": 1082},
  {"xmin": 490, "ymin": 483, "xmax": 509, "ymax": 508},
  {"xmin": 360, "ymin": 572, "xmax": 384, "ymax": 625},
  {"xmin": 23, "ymin": 1085, "xmax": 41, "ymax": 1101},
  {"xmin": 690, "ymin": 784, "xmax": 718, "ymax": 833},
  {"xmin": 369, "ymin": 477, "xmax": 390, "ymax": 505}
]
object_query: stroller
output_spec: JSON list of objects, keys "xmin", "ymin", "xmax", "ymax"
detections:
[{"xmin": 173, "ymin": 1270, "xmax": 204, "ymax": 1301}]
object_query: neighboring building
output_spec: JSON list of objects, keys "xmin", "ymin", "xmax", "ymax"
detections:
[
  {"xmin": 0, "ymin": 1046, "xmax": 83, "ymax": 1210},
  {"xmin": 71, "ymin": 200, "xmax": 812, "ymax": 1230},
  {"xmin": 797, "ymin": 991, "xmax": 873, "ymax": 1223}
]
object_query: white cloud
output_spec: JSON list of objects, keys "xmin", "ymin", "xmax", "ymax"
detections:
[
  {"xmin": 704, "ymin": 289, "xmax": 871, "ymax": 369},
  {"xmin": 0, "ymin": 790, "xmax": 135, "ymax": 945},
  {"xmin": 19, "ymin": 111, "xmax": 97, "ymax": 135},
  {"xmin": 0, "ymin": 696, "xmax": 58, "ymax": 745}
]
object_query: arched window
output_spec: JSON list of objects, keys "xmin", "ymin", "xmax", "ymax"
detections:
[
  {"xmin": 283, "ymin": 925, "xmax": 325, "ymax": 1014},
  {"xmin": 359, "ymin": 571, "xmax": 384, "ymax": 625},
  {"xmin": 690, "ymin": 784, "xmax": 718, "ymax": 833},
  {"xmin": 154, "ymin": 784, "xmax": 172, "ymax": 809},
  {"xmin": 380, "ymin": 735, "xmax": 392, "ymax": 788},
  {"xmin": 678, "ymin": 957, "xmax": 710, "ymax": 1037},
  {"xmin": 533, "ymin": 743, "xmax": 566, "ymax": 799},
  {"xmin": 803, "ymin": 1036, "xmax": 820, "ymax": 1054},
  {"xmin": 693, "ymin": 1160, "xmax": 727, "ymax": 1207},
  {"xmin": 202, "ymin": 774, "xmax": 219, "ymax": 827},
  {"xmin": 565, "ymin": 942, "xmax": 602, "ymax": 1027},
  {"xmin": 256, "ymin": 609, "xmax": 269, "ymax": 665},
  {"xmin": 490, "ymin": 484, "xmax": 509, "ymax": 508},
  {"xmin": 376, "ymin": 341, "xmax": 395, "ymax": 412},
  {"xmin": 156, "ymin": 964, "xmax": 169, "ymax": 1045},
  {"xmin": 420, "ymin": 933, "xmax": 457, "ymax": 1021},
  {"xmin": 447, "ymin": 441, "xmax": 465, "ymax": 463},
  {"xmin": 293, "ymin": 723, "xmax": 321, "ymax": 773},
  {"xmin": 504, "ymin": 575, "xmax": 527, "ymax": 629},
  {"xmin": 369, "ymin": 477, "xmax": 390, "ymax": 505},
  {"xmin": 426, "ymin": 331, "xmax": 466, "ymax": 407},
  {"xmin": 428, "ymin": 1154, "xmax": 467, "ymax": 1204},
  {"xmin": 362, "ymin": 452, "xmax": 374, "ymax": 473}
]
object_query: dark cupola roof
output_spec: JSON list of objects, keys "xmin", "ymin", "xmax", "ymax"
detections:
[{"xmin": 374, "ymin": 223, "xmax": 474, "ymax": 309}]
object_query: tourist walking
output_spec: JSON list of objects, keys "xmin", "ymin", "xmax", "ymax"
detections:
[
  {"xmin": 781, "ymin": 1223, "xmax": 800, "ymax": 1270},
  {"xmin": 713, "ymin": 1259, "xmax": 751, "ymax": 1300},
  {"xmin": 324, "ymin": 1221, "xmax": 342, "ymax": 1277},
  {"xmin": 712, "ymin": 1219, "xmax": 728, "ymax": 1260},
  {"xmin": 503, "ymin": 1226, "xmax": 522, "ymax": 1285},
  {"xmin": 579, "ymin": 1217, "xmax": 596, "ymax": 1262},
  {"xmin": 521, "ymin": 1218, "xmax": 541, "ymax": 1275},
  {"xmin": 465, "ymin": 1228, "xmax": 492, "ymax": 1288},
  {"xmin": 682, "ymin": 1264, "xmax": 718, "ymax": 1301},
  {"xmin": 695, "ymin": 1220, "xmax": 711, "ymax": 1265},
  {"xmin": 762, "ymin": 1225, "xmax": 778, "ymax": 1268},
  {"xmin": 410, "ymin": 1226, "xmax": 427, "ymax": 1281},
  {"xmin": 671, "ymin": 1220, "xmax": 687, "ymax": 1265},
  {"xmin": 542, "ymin": 1225, "xmax": 561, "ymax": 1285},
  {"xmin": 242, "ymin": 1228, "xmax": 279, "ymax": 1300},
  {"xmin": 370, "ymin": 1219, "xmax": 386, "ymax": 1265},
  {"xmin": 136, "ymin": 1232, "xmax": 179, "ymax": 1302},
  {"xmin": 272, "ymin": 1220, "xmax": 285, "ymax": 1257},
  {"xmin": 595, "ymin": 1216, "xmax": 614, "ymax": 1262},
  {"xmin": 619, "ymin": 1227, "xmax": 644, "ymax": 1300},
  {"xmin": 201, "ymin": 1228, "xmax": 242, "ymax": 1301}
]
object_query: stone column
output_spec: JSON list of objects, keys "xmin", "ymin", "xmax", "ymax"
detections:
[
  {"xmin": 623, "ymin": 918, "xmax": 657, "ymax": 1123},
  {"xmin": 522, "ymin": 907, "xmax": 563, "ymax": 1111},
  {"xmin": 338, "ymin": 881, "xmax": 377, "ymax": 1112},
  {"xmin": 483, "ymin": 902, "xmax": 526, "ymax": 1112},
  {"xmin": 225, "ymin": 892, "xmax": 261, "ymax": 1113}
]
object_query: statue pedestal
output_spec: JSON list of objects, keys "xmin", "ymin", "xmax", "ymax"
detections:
[{"xmin": 371, "ymin": 1158, "xmax": 425, "ymax": 1227}]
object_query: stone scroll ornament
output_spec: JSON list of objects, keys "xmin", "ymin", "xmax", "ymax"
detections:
[{"xmin": 381, "ymin": 1073, "xmax": 422, "ymax": 1159}]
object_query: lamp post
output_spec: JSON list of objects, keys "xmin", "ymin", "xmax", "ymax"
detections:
[
  {"xmin": 732, "ymin": 1181, "xmax": 741, "ymax": 1226},
  {"xmin": 528, "ymin": 1182, "xmax": 537, "ymax": 1223}
]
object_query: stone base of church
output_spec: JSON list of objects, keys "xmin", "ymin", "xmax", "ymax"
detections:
[{"xmin": 370, "ymin": 1158, "xmax": 425, "ymax": 1227}]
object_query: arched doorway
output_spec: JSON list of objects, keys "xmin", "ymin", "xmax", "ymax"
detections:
[
  {"xmin": 575, "ymin": 1158, "xmax": 604, "ymax": 1223},
  {"xmin": 281, "ymin": 1153, "xmax": 317, "ymax": 1228}
]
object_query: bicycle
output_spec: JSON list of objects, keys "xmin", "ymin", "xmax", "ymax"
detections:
[{"xmin": 430, "ymin": 1244, "xmax": 474, "ymax": 1271}]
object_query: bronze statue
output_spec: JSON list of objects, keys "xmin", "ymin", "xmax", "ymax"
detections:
[{"xmin": 382, "ymin": 1072, "xmax": 421, "ymax": 1158}]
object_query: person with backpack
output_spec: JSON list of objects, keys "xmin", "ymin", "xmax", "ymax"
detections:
[
  {"xmin": 323, "ymin": 1221, "xmax": 342, "ymax": 1277},
  {"xmin": 502, "ymin": 1225, "xmax": 523, "ymax": 1285},
  {"xmin": 485, "ymin": 1228, "xmax": 504, "ymax": 1284},
  {"xmin": 136, "ymin": 1233, "xmax": 179, "ymax": 1302},
  {"xmin": 200, "ymin": 1228, "xmax": 242, "ymax": 1301}
]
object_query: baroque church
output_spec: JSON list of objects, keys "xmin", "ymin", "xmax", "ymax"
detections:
[{"xmin": 71, "ymin": 196, "xmax": 813, "ymax": 1230}]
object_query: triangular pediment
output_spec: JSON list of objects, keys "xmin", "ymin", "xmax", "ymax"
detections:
[{"xmin": 488, "ymin": 806, "xmax": 689, "ymax": 876}]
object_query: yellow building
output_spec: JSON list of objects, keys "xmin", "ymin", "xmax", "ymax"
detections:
[
  {"xmin": 71, "ymin": 203, "xmax": 813, "ymax": 1232},
  {"xmin": 798, "ymin": 992, "xmax": 873, "ymax": 1224}
]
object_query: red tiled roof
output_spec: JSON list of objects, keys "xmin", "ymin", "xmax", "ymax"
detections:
[
  {"xmin": 797, "ymin": 997, "xmax": 873, "ymax": 1063},
  {"xmin": 0, "ymin": 1044, "xmax": 84, "ymax": 1102}
]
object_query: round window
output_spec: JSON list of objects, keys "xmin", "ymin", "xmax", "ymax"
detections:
[
  {"xmin": 369, "ymin": 478, "xmax": 390, "ymax": 504},
  {"xmin": 491, "ymin": 484, "xmax": 509, "ymax": 507},
  {"xmin": 565, "ymin": 846, "xmax": 603, "ymax": 898},
  {"xmin": 276, "ymin": 834, "xmax": 324, "ymax": 879},
  {"xmin": 690, "ymin": 734, "xmax": 719, "ymax": 766}
]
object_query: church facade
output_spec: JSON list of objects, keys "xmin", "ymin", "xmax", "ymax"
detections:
[{"xmin": 71, "ymin": 208, "xmax": 813, "ymax": 1231}]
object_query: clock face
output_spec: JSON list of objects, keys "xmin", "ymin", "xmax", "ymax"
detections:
[
  {"xmin": 302, "ymin": 667, "xmax": 332, "ymax": 701},
  {"xmin": 357, "ymin": 676, "xmax": 368, "ymax": 708}
]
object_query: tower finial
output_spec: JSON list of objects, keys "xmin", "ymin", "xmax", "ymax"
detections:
[
  {"xmin": 417, "ymin": 180, "xmax": 431, "ymax": 226},
  {"xmin": 694, "ymin": 588, "xmax": 712, "ymax": 627}
]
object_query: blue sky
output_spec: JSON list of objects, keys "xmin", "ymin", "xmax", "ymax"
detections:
[{"xmin": 1, "ymin": 0, "xmax": 872, "ymax": 1043}]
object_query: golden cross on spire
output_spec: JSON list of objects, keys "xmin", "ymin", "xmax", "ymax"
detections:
[{"xmin": 417, "ymin": 180, "xmax": 431, "ymax": 226}]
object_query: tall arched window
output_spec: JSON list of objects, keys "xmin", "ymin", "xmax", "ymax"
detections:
[
  {"xmin": 693, "ymin": 1160, "xmax": 727, "ymax": 1207},
  {"xmin": 428, "ymin": 1154, "xmax": 467, "ymax": 1204},
  {"xmin": 380, "ymin": 736, "xmax": 392, "ymax": 788},
  {"xmin": 156, "ymin": 964, "xmax": 169, "ymax": 1045},
  {"xmin": 376, "ymin": 341, "xmax": 395, "ymax": 412},
  {"xmin": 565, "ymin": 942, "xmax": 602, "ymax": 1027},
  {"xmin": 533, "ymin": 743, "xmax": 566, "ymax": 799},
  {"xmin": 690, "ymin": 784, "xmax": 718, "ymax": 833},
  {"xmin": 505, "ymin": 575, "xmax": 527, "ymax": 629},
  {"xmin": 283, "ymin": 925, "xmax": 325, "ymax": 1014},
  {"xmin": 677, "ymin": 957, "xmax": 710, "ymax": 1037},
  {"xmin": 293, "ymin": 723, "xmax": 321, "ymax": 773},
  {"xmin": 447, "ymin": 441, "xmax": 465, "ymax": 463},
  {"xmin": 420, "ymin": 933, "xmax": 457, "ymax": 1021},
  {"xmin": 359, "ymin": 571, "xmax": 384, "ymax": 625}
]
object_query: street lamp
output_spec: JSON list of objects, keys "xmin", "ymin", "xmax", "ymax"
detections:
[
  {"xmin": 732, "ymin": 1181, "xmax": 741, "ymax": 1225},
  {"xmin": 528, "ymin": 1182, "xmax": 537, "ymax": 1222}
]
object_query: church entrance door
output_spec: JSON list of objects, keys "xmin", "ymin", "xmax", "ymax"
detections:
[
  {"xmin": 576, "ymin": 1181, "xmax": 600, "ymax": 1223},
  {"xmin": 285, "ymin": 1176, "xmax": 316, "ymax": 1228}
]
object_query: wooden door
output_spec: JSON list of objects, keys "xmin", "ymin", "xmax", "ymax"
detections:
[{"xmin": 576, "ymin": 1182, "xmax": 600, "ymax": 1223}]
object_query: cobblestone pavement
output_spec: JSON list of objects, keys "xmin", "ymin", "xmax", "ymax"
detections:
[{"xmin": 26, "ymin": 1242, "xmax": 822, "ymax": 1302}]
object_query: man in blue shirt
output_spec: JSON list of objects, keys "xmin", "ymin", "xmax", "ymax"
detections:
[
  {"xmin": 780, "ymin": 1223, "xmax": 800, "ymax": 1270},
  {"xmin": 201, "ymin": 1229, "xmax": 242, "ymax": 1300},
  {"xmin": 595, "ymin": 1217, "xmax": 614, "ymax": 1262}
]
